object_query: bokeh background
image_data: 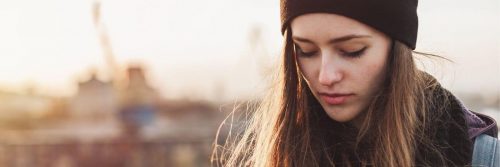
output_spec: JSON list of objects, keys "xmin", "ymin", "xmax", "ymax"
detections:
[{"xmin": 0, "ymin": 0, "xmax": 499, "ymax": 166}]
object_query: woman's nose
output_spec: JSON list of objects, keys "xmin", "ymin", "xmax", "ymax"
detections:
[{"xmin": 318, "ymin": 55, "xmax": 343, "ymax": 86}]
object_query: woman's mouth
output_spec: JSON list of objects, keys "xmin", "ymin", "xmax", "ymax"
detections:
[{"xmin": 319, "ymin": 93, "xmax": 354, "ymax": 105}]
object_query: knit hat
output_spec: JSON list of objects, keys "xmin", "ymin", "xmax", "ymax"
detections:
[{"xmin": 280, "ymin": 0, "xmax": 419, "ymax": 50}]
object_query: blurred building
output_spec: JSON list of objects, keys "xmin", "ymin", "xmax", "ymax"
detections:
[
  {"xmin": 119, "ymin": 66, "xmax": 159, "ymax": 139},
  {"xmin": 120, "ymin": 66, "xmax": 158, "ymax": 106},
  {"xmin": 0, "ymin": 90, "xmax": 54, "ymax": 119},
  {"xmin": 68, "ymin": 73, "xmax": 118, "ymax": 121}
]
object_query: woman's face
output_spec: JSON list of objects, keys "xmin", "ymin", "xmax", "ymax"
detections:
[{"xmin": 291, "ymin": 13, "xmax": 391, "ymax": 125}]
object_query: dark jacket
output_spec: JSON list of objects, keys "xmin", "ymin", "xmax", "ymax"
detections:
[{"xmin": 414, "ymin": 82, "xmax": 498, "ymax": 166}]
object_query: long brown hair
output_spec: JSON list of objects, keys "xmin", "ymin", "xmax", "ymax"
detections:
[{"xmin": 212, "ymin": 28, "xmax": 450, "ymax": 167}]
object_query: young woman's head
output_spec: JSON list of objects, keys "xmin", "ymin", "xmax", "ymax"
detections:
[
  {"xmin": 291, "ymin": 13, "xmax": 392, "ymax": 125},
  {"xmin": 213, "ymin": 0, "xmax": 452, "ymax": 166}
]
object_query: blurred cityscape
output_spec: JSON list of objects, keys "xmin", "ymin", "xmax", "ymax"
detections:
[
  {"xmin": 0, "ymin": 64, "xmax": 239, "ymax": 167},
  {"xmin": 0, "ymin": 1, "xmax": 250, "ymax": 166}
]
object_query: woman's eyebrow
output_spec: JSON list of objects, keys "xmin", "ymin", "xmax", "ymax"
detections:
[
  {"xmin": 329, "ymin": 34, "xmax": 371, "ymax": 44},
  {"xmin": 292, "ymin": 36, "xmax": 314, "ymax": 43},
  {"xmin": 292, "ymin": 34, "xmax": 371, "ymax": 44}
]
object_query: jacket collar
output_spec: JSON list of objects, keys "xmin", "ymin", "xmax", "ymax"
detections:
[{"xmin": 450, "ymin": 94, "xmax": 498, "ymax": 139}]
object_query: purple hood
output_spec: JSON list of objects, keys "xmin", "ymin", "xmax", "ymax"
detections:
[{"xmin": 454, "ymin": 96, "xmax": 498, "ymax": 139}]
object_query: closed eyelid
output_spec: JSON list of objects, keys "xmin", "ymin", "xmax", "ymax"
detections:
[
  {"xmin": 294, "ymin": 43, "xmax": 317, "ymax": 51},
  {"xmin": 338, "ymin": 44, "xmax": 367, "ymax": 51},
  {"xmin": 293, "ymin": 41, "xmax": 316, "ymax": 51}
]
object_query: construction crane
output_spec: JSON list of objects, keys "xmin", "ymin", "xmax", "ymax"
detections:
[{"xmin": 92, "ymin": 0, "xmax": 121, "ymax": 88}]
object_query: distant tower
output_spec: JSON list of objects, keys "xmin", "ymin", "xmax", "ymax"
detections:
[
  {"xmin": 119, "ymin": 65, "xmax": 158, "ymax": 138},
  {"xmin": 122, "ymin": 66, "xmax": 157, "ymax": 106},
  {"xmin": 226, "ymin": 25, "xmax": 273, "ymax": 101},
  {"xmin": 248, "ymin": 26, "xmax": 272, "ymax": 77}
]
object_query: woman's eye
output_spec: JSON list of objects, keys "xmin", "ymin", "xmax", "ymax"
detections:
[
  {"xmin": 340, "ymin": 47, "xmax": 367, "ymax": 58},
  {"xmin": 295, "ymin": 45, "xmax": 317, "ymax": 57}
]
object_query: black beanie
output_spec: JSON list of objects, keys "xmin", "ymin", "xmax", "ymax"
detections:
[{"xmin": 280, "ymin": 0, "xmax": 419, "ymax": 50}]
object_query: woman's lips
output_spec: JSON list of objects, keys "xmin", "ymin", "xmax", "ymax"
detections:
[{"xmin": 319, "ymin": 93, "xmax": 354, "ymax": 105}]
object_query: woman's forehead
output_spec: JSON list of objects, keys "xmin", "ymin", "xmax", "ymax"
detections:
[{"xmin": 291, "ymin": 13, "xmax": 376, "ymax": 38}]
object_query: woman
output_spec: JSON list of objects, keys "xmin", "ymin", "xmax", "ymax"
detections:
[{"xmin": 213, "ymin": 0, "xmax": 498, "ymax": 166}]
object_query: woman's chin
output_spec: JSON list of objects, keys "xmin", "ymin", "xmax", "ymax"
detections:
[{"xmin": 322, "ymin": 105, "xmax": 361, "ymax": 123}]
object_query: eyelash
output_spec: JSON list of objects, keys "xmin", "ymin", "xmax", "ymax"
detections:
[
  {"xmin": 295, "ymin": 46, "xmax": 317, "ymax": 57},
  {"xmin": 295, "ymin": 45, "xmax": 367, "ymax": 58},
  {"xmin": 340, "ymin": 47, "xmax": 367, "ymax": 58}
]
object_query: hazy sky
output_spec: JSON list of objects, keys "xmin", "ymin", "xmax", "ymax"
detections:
[{"xmin": 0, "ymin": 0, "xmax": 498, "ymax": 100}]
